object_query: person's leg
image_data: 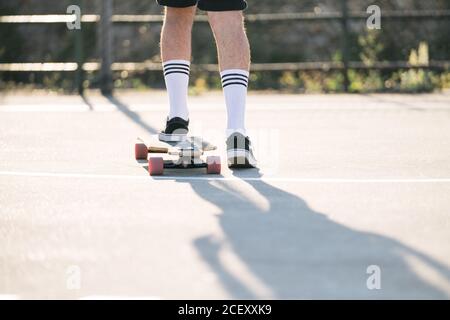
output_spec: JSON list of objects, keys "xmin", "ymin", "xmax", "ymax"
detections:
[
  {"xmin": 161, "ymin": 6, "xmax": 196, "ymax": 121},
  {"xmin": 208, "ymin": 11, "xmax": 256, "ymax": 167},
  {"xmin": 208, "ymin": 11, "xmax": 250, "ymax": 137}
]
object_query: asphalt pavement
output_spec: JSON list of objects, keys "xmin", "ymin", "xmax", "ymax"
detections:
[{"xmin": 1, "ymin": 90, "xmax": 450, "ymax": 299}]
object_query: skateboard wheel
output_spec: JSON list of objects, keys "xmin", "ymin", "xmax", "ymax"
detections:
[
  {"xmin": 135, "ymin": 143, "xmax": 148, "ymax": 160},
  {"xmin": 148, "ymin": 157, "xmax": 164, "ymax": 176},
  {"xmin": 206, "ymin": 156, "xmax": 221, "ymax": 174}
]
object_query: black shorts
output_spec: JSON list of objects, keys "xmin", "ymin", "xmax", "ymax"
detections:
[{"xmin": 156, "ymin": 0, "xmax": 247, "ymax": 11}]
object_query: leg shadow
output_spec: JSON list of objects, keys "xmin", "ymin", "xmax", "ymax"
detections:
[
  {"xmin": 80, "ymin": 93, "xmax": 94, "ymax": 111},
  {"xmin": 105, "ymin": 94, "xmax": 158, "ymax": 134},
  {"xmin": 185, "ymin": 169, "xmax": 450, "ymax": 299}
]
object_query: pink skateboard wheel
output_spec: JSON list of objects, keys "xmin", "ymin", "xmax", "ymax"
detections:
[
  {"xmin": 206, "ymin": 156, "xmax": 221, "ymax": 174},
  {"xmin": 135, "ymin": 143, "xmax": 148, "ymax": 160},
  {"xmin": 148, "ymin": 157, "xmax": 164, "ymax": 176}
]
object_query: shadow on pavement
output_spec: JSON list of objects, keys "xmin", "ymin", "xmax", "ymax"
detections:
[
  {"xmin": 105, "ymin": 94, "xmax": 158, "ymax": 134},
  {"xmin": 181, "ymin": 169, "xmax": 450, "ymax": 299},
  {"xmin": 105, "ymin": 92, "xmax": 450, "ymax": 298},
  {"xmin": 80, "ymin": 93, "xmax": 94, "ymax": 111}
]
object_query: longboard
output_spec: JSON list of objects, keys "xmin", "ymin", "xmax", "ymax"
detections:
[{"xmin": 135, "ymin": 135, "xmax": 221, "ymax": 176}]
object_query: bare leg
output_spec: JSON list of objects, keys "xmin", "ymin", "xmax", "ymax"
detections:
[
  {"xmin": 161, "ymin": 7, "xmax": 196, "ymax": 62},
  {"xmin": 208, "ymin": 11, "xmax": 251, "ymax": 137},
  {"xmin": 207, "ymin": 11, "xmax": 255, "ymax": 167},
  {"xmin": 207, "ymin": 11, "xmax": 250, "ymax": 71},
  {"xmin": 160, "ymin": 7, "xmax": 196, "ymax": 122}
]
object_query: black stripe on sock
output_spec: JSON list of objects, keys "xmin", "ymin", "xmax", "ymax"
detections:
[
  {"xmin": 222, "ymin": 82, "xmax": 248, "ymax": 88},
  {"xmin": 163, "ymin": 63, "xmax": 190, "ymax": 69},
  {"xmin": 163, "ymin": 66, "xmax": 190, "ymax": 73},
  {"xmin": 221, "ymin": 73, "xmax": 249, "ymax": 80},
  {"xmin": 164, "ymin": 70, "xmax": 190, "ymax": 77},
  {"xmin": 222, "ymin": 77, "xmax": 248, "ymax": 84},
  {"xmin": 222, "ymin": 80, "xmax": 248, "ymax": 88},
  {"xmin": 222, "ymin": 77, "xmax": 248, "ymax": 85}
]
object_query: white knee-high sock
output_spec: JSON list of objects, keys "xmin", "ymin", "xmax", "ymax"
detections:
[
  {"xmin": 220, "ymin": 69, "xmax": 249, "ymax": 137},
  {"xmin": 163, "ymin": 60, "xmax": 190, "ymax": 121}
]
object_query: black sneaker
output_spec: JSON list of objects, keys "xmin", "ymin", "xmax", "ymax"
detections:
[
  {"xmin": 226, "ymin": 132, "xmax": 257, "ymax": 168},
  {"xmin": 159, "ymin": 117, "xmax": 189, "ymax": 142}
]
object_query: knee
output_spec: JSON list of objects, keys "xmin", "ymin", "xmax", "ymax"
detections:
[
  {"xmin": 165, "ymin": 7, "xmax": 196, "ymax": 29},
  {"xmin": 208, "ymin": 11, "xmax": 245, "ymax": 35}
]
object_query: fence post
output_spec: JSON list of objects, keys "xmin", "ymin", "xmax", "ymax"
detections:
[
  {"xmin": 74, "ymin": 0, "xmax": 84, "ymax": 94},
  {"xmin": 340, "ymin": 0, "xmax": 350, "ymax": 92},
  {"xmin": 99, "ymin": 0, "xmax": 113, "ymax": 95}
]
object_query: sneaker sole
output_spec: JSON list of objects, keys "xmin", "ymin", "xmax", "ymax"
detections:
[{"xmin": 227, "ymin": 149, "xmax": 257, "ymax": 168}]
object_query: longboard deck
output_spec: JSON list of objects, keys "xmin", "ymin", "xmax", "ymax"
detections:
[
  {"xmin": 135, "ymin": 135, "xmax": 221, "ymax": 175},
  {"xmin": 139, "ymin": 135, "xmax": 217, "ymax": 154}
]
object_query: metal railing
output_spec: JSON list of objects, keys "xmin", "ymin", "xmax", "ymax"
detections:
[{"xmin": 1, "ymin": 0, "xmax": 449, "ymax": 94}]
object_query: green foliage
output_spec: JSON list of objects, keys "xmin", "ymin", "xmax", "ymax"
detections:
[
  {"xmin": 386, "ymin": 69, "xmax": 437, "ymax": 93},
  {"xmin": 189, "ymin": 77, "xmax": 209, "ymax": 95},
  {"xmin": 387, "ymin": 42, "xmax": 437, "ymax": 93},
  {"xmin": 358, "ymin": 30, "xmax": 384, "ymax": 67},
  {"xmin": 348, "ymin": 70, "xmax": 383, "ymax": 93},
  {"xmin": 439, "ymin": 73, "xmax": 450, "ymax": 89},
  {"xmin": 279, "ymin": 72, "xmax": 300, "ymax": 91},
  {"xmin": 324, "ymin": 72, "xmax": 344, "ymax": 92}
]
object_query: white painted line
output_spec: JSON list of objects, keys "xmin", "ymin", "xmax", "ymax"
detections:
[
  {"xmin": 2, "ymin": 103, "xmax": 449, "ymax": 113},
  {"xmin": 1, "ymin": 171, "xmax": 450, "ymax": 183},
  {"xmin": 0, "ymin": 171, "xmax": 148, "ymax": 180},
  {"xmin": 0, "ymin": 294, "xmax": 20, "ymax": 300},
  {"xmin": 0, "ymin": 104, "xmax": 95, "ymax": 112}
]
